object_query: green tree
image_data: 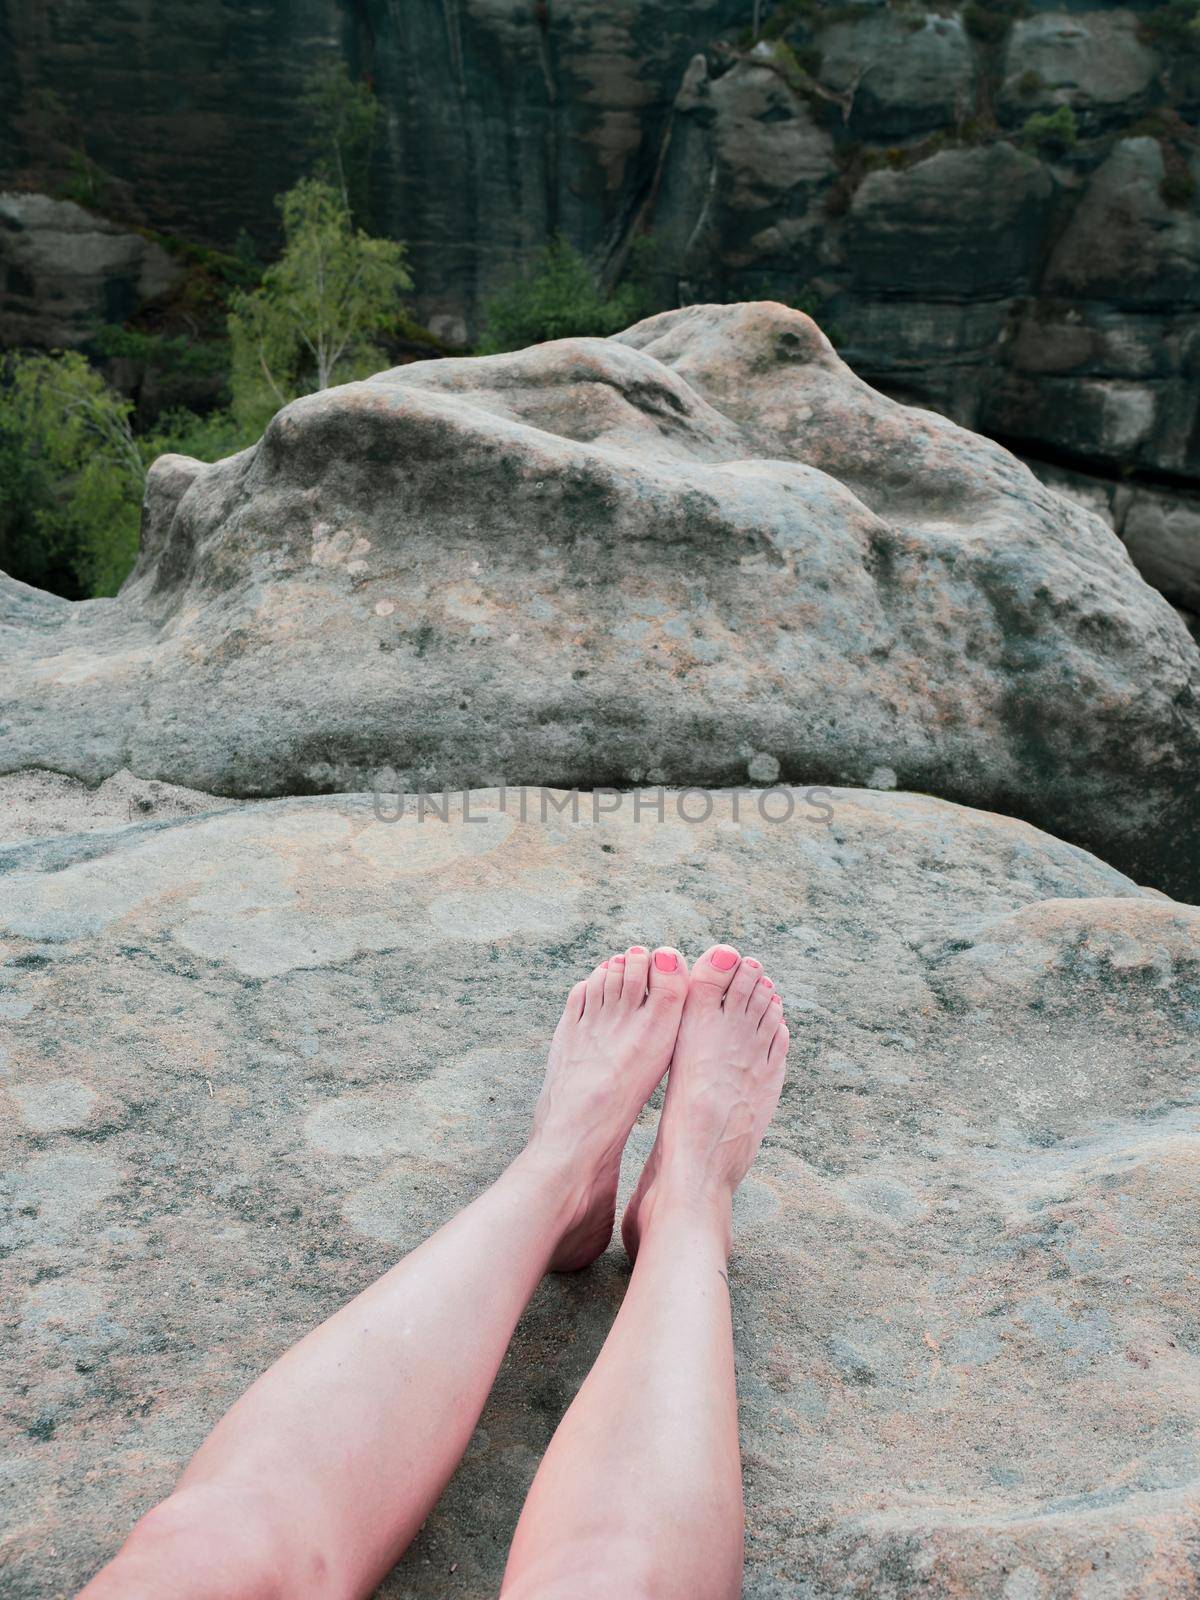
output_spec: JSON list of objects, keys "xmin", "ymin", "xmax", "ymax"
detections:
[
  {"xmin": 0, "ymin": 351, "xmax": 146, "ymax": 597},
  {"xmin": 478, "ymin": 235, "xmax": 659, "ymax": 354},
  {"xmin": 1021, "ymin": 105, "xmax": 1078, "ymax": 153},
  {"xmin": 302, "ymin": 62, "xmax": 382, "ymax": 226},
  {"xmin": 0, "ymin": 354, "xmax": 257, "ymax": 600},
  {"xmin": 227, "ymin": 178, "xmax": 411, "ymax": 434}
]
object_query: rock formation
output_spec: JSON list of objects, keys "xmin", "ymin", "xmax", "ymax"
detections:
[
  {"xmin": 3, "ymin": 302, "xmax": 1198, "ymax": 899},
  {"xmin": 2, "ymin": 0, "xmax": 1197, "ymax": 591},
  {"xmin": 2, "ymin": 779, "xmax": 1198, "ymax": 1598},
  {"xmin": 0, "ymin": 193, "xmax": 183, "ymax": 350}
]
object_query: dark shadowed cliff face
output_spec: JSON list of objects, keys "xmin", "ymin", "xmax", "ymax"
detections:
[{"xmin": 1, "ymin": 0, "xmax": 1198, "ymax": 586}]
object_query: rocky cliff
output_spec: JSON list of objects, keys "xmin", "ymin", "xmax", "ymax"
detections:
[{"xmin": 2, "ymin": 2, "xmax": 1197, "ymax": 562}]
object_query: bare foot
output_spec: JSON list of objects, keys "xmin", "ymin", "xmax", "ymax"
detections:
[
  {"xmin": 526, "ymin": 945, "xmax": 689, "ymax": 1271},
  {"xmin": 621, "ymin": 943, "xmax": 789, "ymax": 1263}
]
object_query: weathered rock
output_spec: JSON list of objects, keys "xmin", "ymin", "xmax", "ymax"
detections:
[
  {"xmin": 1030, "ymin": 464, "xmax": 1200, "ymax": 616},
  {"xmin": 1000, "ymin": 10, "xmax": 1158, "ymax": 123},
  {"xmin": 0, "ymin": 767, "xmax": 243, "ymax": 845},
  {"xmin": 0, "ymin": 193, "xmax": 182, "ymax": 348},
  {"xmin": 2, "ymin": 302, "xmax": 1198, "ymax": 898},
  {"xmin": 2, "ymin": 2, "xmax": 1199, "ymax": 547},
  {"xmin": 819, "ymin": 9, "xmax": 976, "ymax": 143},
  {"xmin": 2, "ymin": 784, "xmax": 1198, "ymax": 1598},
  {"xmin": 843, "ymin": 142, "xmax": 1053, "ymax": 299},
  {"xmin": 1119, "ymin": 486, "xmax": 1200, "ymax": 615}
]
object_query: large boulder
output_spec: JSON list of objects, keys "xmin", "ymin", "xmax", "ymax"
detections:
[
  {"xmin": 1119, "ymin": 486, "xmax": 1200, "ymax": 616},
  {"xmin": 999, "ymin": 10, "xmax": 1158, "ymax": 123},
  {"xmin": 2, "ymin": 303, "xmax": 1198, "ymax": 899},
  {"xmin": 2, "ymin": 781, "xmax": 1198, "ymax": 1598},
  {"xmin": 843, "ymin": 142, "xmax": 1053, "ymax": 299},
  {"xmin": 819, "ymin": 9, "xmax": 976, "ymax": 143},
  {"xmin": 0, "ymin": 193, "xmax": 182, "ymax": 349}
]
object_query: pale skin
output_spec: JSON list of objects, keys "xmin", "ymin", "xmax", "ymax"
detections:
[{"xmin": 78, "ymin": 943, "xmax": 789, "ymax": 1600}]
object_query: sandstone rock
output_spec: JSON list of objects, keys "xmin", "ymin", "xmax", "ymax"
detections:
[
  {"xmin": 2, "ymin": 785, "xmax": 1198, "ymax": 1598},
  {"xmin": 819, "ymin": 8, "xmax": 976, "ymax": 141},
  {"xmin": 2, "ymin": 2, "xmax": 1197, "ymax": 538},
  {"xmin": 0, "ymin": 193, "xmax": 182, "ymax": 348},
  {"xmin": 2, "ymin": 302, "xmax": 1198, "ymax": 899},
  {"xmin": 1118, "ymin": 486, "xmax": 1200, "ymax": 614},
  {"xmin": 1028, "ymin": 464, "xmax": 1200, "ymax": 620},
  {"xmin": 1000, "ymin": 10, "xmax": 1158, "ymax": 120},
  {"xmin": 844, "ymin": 144, "xmax": 1053, "ymax": 298},
  {"xmin": 0, "ymin": 768, "xmax": 243, "ymax": 845},
  {"xmin": 1045, "ymin": 139, "xmax": 1200, "ymax": 313},
  {"xmin": 658, "ymin": 53, "xmax": 837, "ymax": 295}
]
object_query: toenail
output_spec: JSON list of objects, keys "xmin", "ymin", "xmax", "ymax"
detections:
[
  {"xmin": 629, "ymin": 945, "xmax": 647, "ymax": 954},
  {"xmin": 759, "ymin": 977, "xmax": 773, "ymax": 988},
  {"xmin": 654, "ymin": 950, "xmax": 677, "ymax": 972},
  {"xmin": 612, "ymin": 954, "xmax": 625, "ymax": 963},
  {"xmin": 745, "ymin": 959, "xmax": 761, "ymax": 969},
  {"xmin": 771, "ymin": 993, "xmax": 782, "ymax": 1003},
  {"xmin": 711, "ymin": 947, "xmax": 738, "ymax": 970}
]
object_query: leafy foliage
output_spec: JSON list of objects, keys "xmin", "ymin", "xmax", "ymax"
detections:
[
  {"xmin": 0, "ymin": 352, "xmax": 145, "ymax": 597},
  {"xmin": 477, "ymin": 235, "xmax": 659, "ymax": 354},
  {"xmin": 302, "ymin": 62, "xmax": 383, "ymax": 227},
  {"xmin": 1021, "ymin": 105, "xmax": 1078, "ymax": 153},
  {"xmin": 0, "ymin": 353, "xmax": 259, "ymax": 600},
  {"xmin": 1138, "ymin": 0, "xmax": 1200, "ymax": 51},
  {"xmin": 227, "ymin": 179, "xmax": 412, "ymax": 434}
]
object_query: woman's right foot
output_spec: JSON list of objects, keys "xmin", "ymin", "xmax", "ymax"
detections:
[
  {"xmin": 621, "ymin": 944, "xmax": 789, "ymax": 1263},
  {"xmin": 524, "ymin": 944, "xmax": 690, "ymax": 1271}
]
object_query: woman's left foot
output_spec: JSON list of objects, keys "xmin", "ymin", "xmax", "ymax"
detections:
[{"xmin": 527, "ymin": 946, "xmax": 689, "ymax": 1271}]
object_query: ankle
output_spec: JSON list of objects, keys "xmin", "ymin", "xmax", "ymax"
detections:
[
  {"xmin": 638, "ymin": 1170, "xmax": 734, "ymax": 1253},
  {"xmin": 507, "ymin": 1142, "xmax": 597, "ymax": 1223}
]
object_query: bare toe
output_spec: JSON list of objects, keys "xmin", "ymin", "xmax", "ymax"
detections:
[
  {"xmin": 646, "ymin": 946, "xmax": 687, "ymax": 1011},
  {"xmin": 724, "ymin": 954, "xmax": 763, "ymax": 1012},
  {"xmin": 621, "ymin": 945, "xmax": 650, "ymax": 1004},
  {"xmin": 602, "ymin": 954, "xmax": 625, "ymax": 1007},
  {"xmin": 747, "ymin": 976, "xmax": 774, "ymax": 1025},
  {"xmin": 689, "ymin": 943, "xmax": 742, "ymax": 1000}
]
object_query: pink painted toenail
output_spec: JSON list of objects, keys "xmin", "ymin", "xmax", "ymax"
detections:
[
  {"xmin": 759, "ymin": 977, "xmax": 773, "ymax": 988},
  {"xmin": 629, "ymin": 945, "xmax": 647, "ymax": 954},
  {"xmin": 611, "ymin": 954, "xmax": 625, "ymax": 963},
  {"xmin": 711, "ymin": 947, "xmax": 738, "ymax": 970},
  {"xmin": 745, "ymin": 959, "xmax": 760, "ymax": 969},
  {"xmin": 654, "ymin": 951, "xmax": 677, "ymax": 972}
]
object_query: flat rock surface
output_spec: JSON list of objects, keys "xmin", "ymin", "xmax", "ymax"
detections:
[
  {"xmin": 2, "ymin": 303, "xmax": 1198, "ymax": 899},
  {"xmin": 2, "ymin": 785, "xmax": 1197, "ymax": 1598}
]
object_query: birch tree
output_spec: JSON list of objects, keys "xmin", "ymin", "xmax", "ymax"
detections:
[{"xmin": 228, "ymin": 179, "xmax": 411, "ymax": 433}]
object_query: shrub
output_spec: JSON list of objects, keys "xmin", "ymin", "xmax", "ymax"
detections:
[
  {"xmin": 1021, "ymin": 105, "xmax": 1078, "ymax": 153},
  {"xmin": 1138, "ymin": 0, "xmax": 1200, "ymax": 52},
  {"xmin": 477, "ymin": 235, "xmax": 660, "ymax": 354}
]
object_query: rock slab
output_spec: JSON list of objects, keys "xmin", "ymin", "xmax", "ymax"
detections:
[
  {"xmin": 2, "ymin": 302, "xmax": 1198, "ymax": 899},
  {"xmin": 1, "ymin": 784, "xmax": 1198, "ymax": 1597}
]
